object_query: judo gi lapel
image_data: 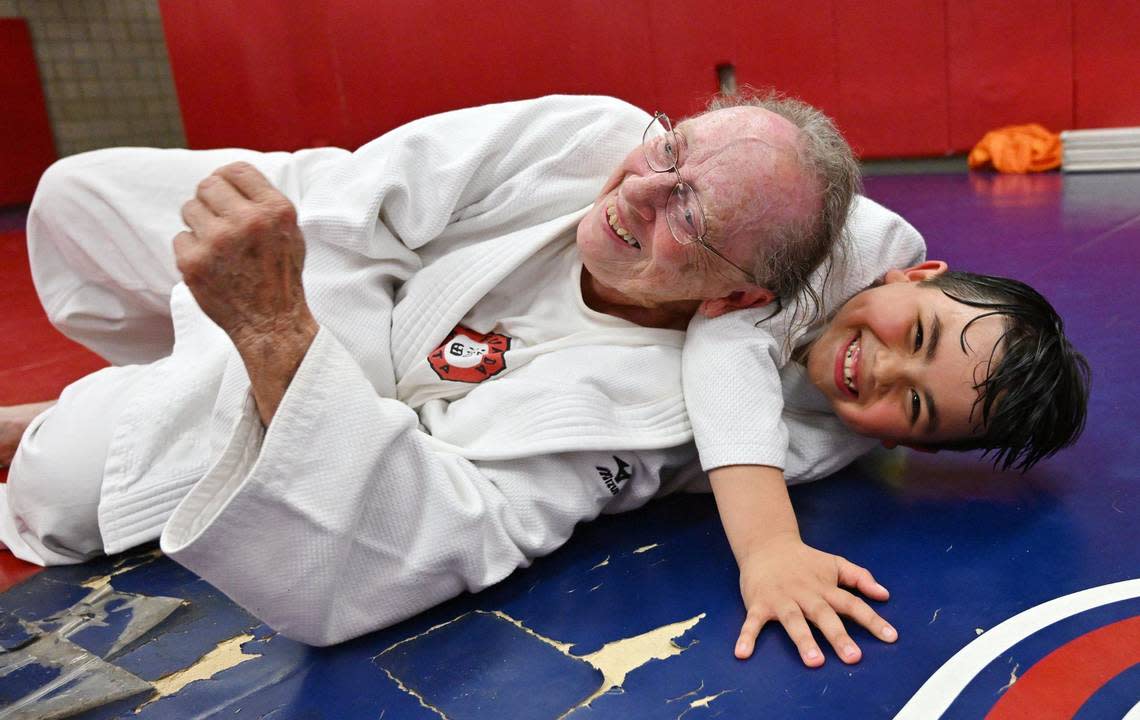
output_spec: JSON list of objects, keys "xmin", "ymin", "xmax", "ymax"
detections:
[{"xmin": 390, "ymin": 208, "xmax": 587, "ymax": 380}]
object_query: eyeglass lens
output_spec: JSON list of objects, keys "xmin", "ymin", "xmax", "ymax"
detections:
[
  {"xmin": 665, "ymin": 185, "xmax": 705, "ymax": 246},
  {"xmin": 643, "ymin": 114, "xmax": 678, "ymax": 172}
]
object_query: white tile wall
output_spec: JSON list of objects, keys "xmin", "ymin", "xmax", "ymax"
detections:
[{"xmin": 1, "ymin": 0, "xmax": 186, "ymax": 156}]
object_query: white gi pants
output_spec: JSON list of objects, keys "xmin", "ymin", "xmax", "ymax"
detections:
[{"xmin": 0, "ymin": 147, "xmax": 327, "ymax": 565}]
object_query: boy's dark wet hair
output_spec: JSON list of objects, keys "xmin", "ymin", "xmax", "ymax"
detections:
[{"xmin": 920, "ymin": 271, "xmax": 1091, "ymax": 471}]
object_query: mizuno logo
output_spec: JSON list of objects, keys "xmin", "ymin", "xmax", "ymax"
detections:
[{"xmin": 596, "ymin": 455, "xmax": 633, "ymax": 495}]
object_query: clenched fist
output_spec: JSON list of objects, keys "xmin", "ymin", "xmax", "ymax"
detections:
[
  {"xmin": 174, "ymin": 162, "xmax": 318, "ymax": 424},
  {"xmin": 175, "ymin": 162, "xmax": 312, "ymax": 342}
]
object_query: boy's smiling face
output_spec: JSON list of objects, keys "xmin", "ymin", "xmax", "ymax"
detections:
[{"xmin": 806, "ymin": 262, "xmax": 1006, "ymax": 447}]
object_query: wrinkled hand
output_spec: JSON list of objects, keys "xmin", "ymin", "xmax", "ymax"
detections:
[
  {"xmin": 174, "ymin": 162, "xmax": 318, "ymax": 424},
  {"xmin": 734, "ymin": 534, "xmax": 896, "ymax": 667},
  {"xmin": 174, "ymin": 162, "xmax": 316, "ymax": 345}
]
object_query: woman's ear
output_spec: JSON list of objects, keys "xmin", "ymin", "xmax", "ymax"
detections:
[{"xmin": 697, "ymin": 287, "xmax": 775, "ymax": 318}]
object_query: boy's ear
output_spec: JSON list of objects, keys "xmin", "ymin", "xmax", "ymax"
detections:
[
  {"xmin": 883, "ymin": 260, "xmax": 949, "ymax": 285},
  {"xmin": 698, "ymin": 287, "xmax": 776, "ymax": 318}
]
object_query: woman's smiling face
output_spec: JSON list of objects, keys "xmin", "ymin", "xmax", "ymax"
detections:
[
  {"xmin": 575, "ymin": 106, "xmax": 820, "ymax": 316},
  {"xmin": 806, "ymin": 263, "xmax": 1007, "ymax": 446}
]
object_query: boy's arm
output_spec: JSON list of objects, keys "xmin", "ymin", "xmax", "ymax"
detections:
[{"xmin": 710, "ymin": 464, "xmax": 898, "ymax": 666}]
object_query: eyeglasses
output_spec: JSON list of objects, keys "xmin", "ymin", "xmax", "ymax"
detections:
[{"xmin": 642, "ymin": 112, "xmax": 759, "ymax": 286}]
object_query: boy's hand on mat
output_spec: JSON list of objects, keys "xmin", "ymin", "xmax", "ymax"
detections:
[{"xmin": 733, "ymin": 535, "xmax": 896, "ymax": 667}]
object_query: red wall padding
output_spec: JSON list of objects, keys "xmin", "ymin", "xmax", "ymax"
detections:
[
  {"xmin": 946, "ymin": 0, "xmax": 1073, "ymax": 149},
  {"xmin": 1073, "ymin": 1, "xmax": 1140, "ymax": 128},
  {"xmin": 0, "ymin": 19, "xmax": 56, "ymax": 205},
  {"xmin": 158, "ymin": 0, "xmax": 1140, "ymax": 158},
  {"xmin": 831, "ymin": 0, "xmax": 950, "ymax": 158}
]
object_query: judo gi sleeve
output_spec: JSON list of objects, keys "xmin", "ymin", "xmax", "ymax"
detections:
[{"xmin": 683, "ymin": 313, "xmax": 788, "ymax": 471}]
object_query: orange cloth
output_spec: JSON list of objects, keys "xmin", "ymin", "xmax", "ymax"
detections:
[{"xmin": 968, "ymin": 123, "xmax": 1062, "ymax": 173}]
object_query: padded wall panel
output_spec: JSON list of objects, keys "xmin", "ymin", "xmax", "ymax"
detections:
[
  {"xmin": 161, "ymin": 0, "xmax": 659, "ymax": 151},
  {"xmin": 946, "ymin": 0, "xmax": 1073, "ymax": 151},
  {"xmin": 647, "ymin": 0, "xmax": 841, "ymax": 123},
  {"xmin": 639, "ymin": 0, "xmax": 744, "ymax": 119},
  {"xmin": 724, "ymin": 0, "xmax": 840, "ymax": 120},
  {"xmin": 832, "ymin": 0, "xmax": 949, "ymax": 158},
  {"xmin": 161, "ymin": 2, "xmax": 347, "ymax": 151},
  {"xmin": 0, "ymin": 19, "xmax": 56, "ymax": 205},
  {"xmin": 325, "ymin": 0, "xmax": 657, "ymax": 150},
  {"xmin": 160, "ymin": 1, "xmax": 1140, "ymax": 157},
  {"xmin": 1073, "ymin": 1, "xmax": 1140, "ymax": 128}
]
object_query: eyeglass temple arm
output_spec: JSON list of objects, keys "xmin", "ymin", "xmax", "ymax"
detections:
[{"xmin": 696, "ymin": 237, "xmax": 759, "ymax": 286}]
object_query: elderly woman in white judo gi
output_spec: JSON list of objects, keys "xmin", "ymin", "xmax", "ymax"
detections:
[{"xmin": 0, "ymin": 94, "xmax": 863, "ymax": 645}]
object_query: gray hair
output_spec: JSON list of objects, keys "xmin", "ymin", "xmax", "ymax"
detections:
[{"xmin": 699, "ymin": 87, "xmax": 861, "ymax": 327}]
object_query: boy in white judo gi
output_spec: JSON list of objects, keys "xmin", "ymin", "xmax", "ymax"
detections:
[{"xmin": 681, "ymin": 232, "xmax": 1090, "ymax": 667}]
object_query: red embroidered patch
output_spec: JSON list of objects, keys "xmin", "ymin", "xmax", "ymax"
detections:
[{"xmin": 428, "ymin": 325, "xmax": 512, "ymax": 383}]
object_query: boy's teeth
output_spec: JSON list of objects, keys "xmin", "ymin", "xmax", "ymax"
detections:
[
  {"xmin": 606, "ymin": 205, "xmax": 640, "ymax": 249},
  {"xmin": 843, "ymin": 337, "xmax": 858, "ymax": 393}
]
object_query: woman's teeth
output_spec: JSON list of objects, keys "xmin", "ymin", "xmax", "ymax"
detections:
[
  {"xmin": 607, "ymin": 205, "xmax": 640, "ymax": 249},
  {"xmin": 843, "ymin": 336, "xmax": 859, "ymax": 394}
]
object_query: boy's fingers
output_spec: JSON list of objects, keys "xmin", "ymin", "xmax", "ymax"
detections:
[
  {"xmin": 735, "ymin": 612, "xmax": 767, "ymax": 659},
  {"xmin": 826, "ymin": 588, "xmax": 898, "ymax": 644},
  {"xmin": 776, "ymin": 606, "xmax": 824, "ymax": 667},
  {"xmin": 804, "ymin": 601, "xmax": 861, "ymax": 664},
  {"xmin": 836, "ymin": 559, "xmax": 889, "ymax": 600}
]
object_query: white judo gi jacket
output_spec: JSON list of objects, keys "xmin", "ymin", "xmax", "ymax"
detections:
[
  {"xmin": 75, "ymin": 95, "xmax": 694, "ymax": 645},
  {"xmin": 29, "ymin": 94, "xmax": 923, "ymax": 646}
]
